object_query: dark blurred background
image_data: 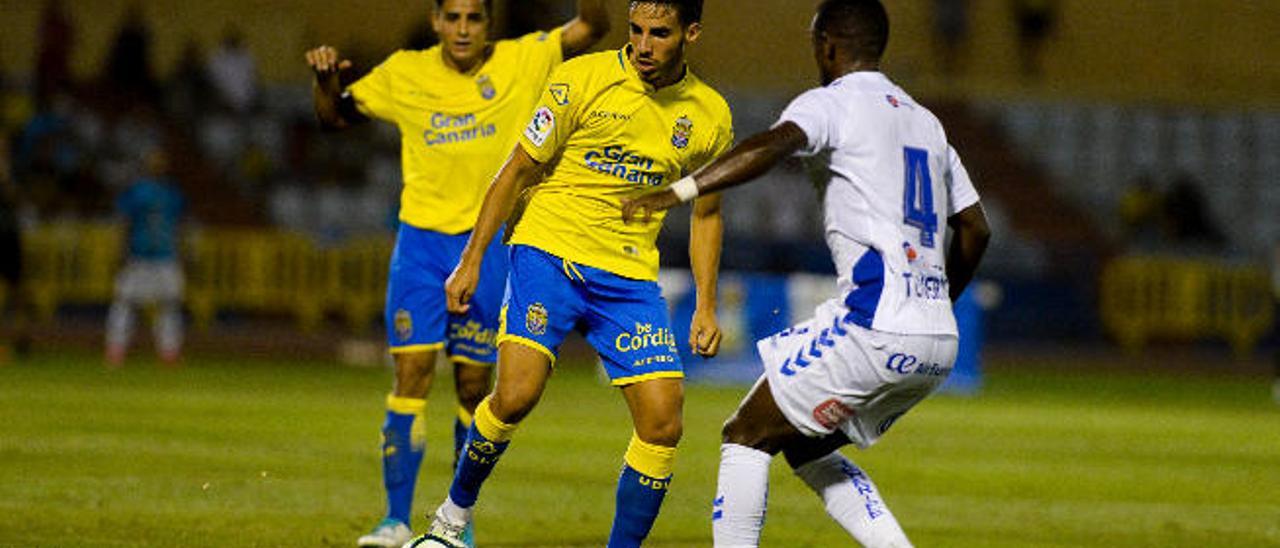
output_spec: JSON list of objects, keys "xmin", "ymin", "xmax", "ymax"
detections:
[{"xmin": 0, "ymin": 0, "xmax": 1276, "ymax": 372}]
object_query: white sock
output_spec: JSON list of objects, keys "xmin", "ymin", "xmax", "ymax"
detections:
[
  {"xmin": 154, "ymin": 302, "xmax": 183, "ymax": 357},
  {"xmin": 438, "ymin": 495, "xmax": 473, "ymax": 525},
  {"xmin": 713, "ymin": 443, "xmax": 773, "ymax": 547},
  {"xmin": 105, "ymin": 302, "xmax": 134, "ymax": 350},
  {"xmin": 793, "ymin": 452, "xmax": 912, "ymax": 548}
]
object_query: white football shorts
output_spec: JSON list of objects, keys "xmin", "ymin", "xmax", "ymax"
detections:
[
  {"xmin": 114, "ymin": 259, "xmax": 184, "ymax": 304},
  {"xmin": 759, "ymin": 297, "xmax": 958, "ymax": 448}
]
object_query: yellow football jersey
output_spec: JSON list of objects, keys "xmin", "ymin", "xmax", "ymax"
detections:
[
  {"xmin": 349, "ymin": 29, "xmax": 563, "ymax": 234},
  {"xmin": 511, "ymin": 45, "xmax": 734, "ymax": 281}
]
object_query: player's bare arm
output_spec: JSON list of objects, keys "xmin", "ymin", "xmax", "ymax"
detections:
[
  {"xmin": 621, "ymin": 122, "xmax": 809, "ymax": 222},
  {"xmin": 945, "ymin": 203, "xmax": 991, "ymax": 301},
  {"xmin": 445, "ymin": 146, "xmax": 542, "ymax": 314},
  {"xmin": 688, "ymin": 194, "xmax": 724, "ymax": 357},
  {"xmin": 305, "ymin": 45, "xmax": 367, "ymax": 130},
  {"xmin": 561, "ymin": 0, "xmax": 611, "ymax": 57}
]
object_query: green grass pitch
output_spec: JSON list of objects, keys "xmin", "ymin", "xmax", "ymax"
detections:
[{"xmin": 1, "ymin": 352, "xmax": 1278, "ymax": 547}]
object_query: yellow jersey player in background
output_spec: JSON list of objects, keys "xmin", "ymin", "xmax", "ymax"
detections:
[
  {"xmin": 412, "ymin": 1, "xmax": 733, "ymax": 547},
  {"xmin": 304, "ymin": 1, "xmax": 609, "ymax": 546}
]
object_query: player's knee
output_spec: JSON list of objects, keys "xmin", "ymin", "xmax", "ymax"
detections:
[
  {"xmin": 456, "ymin": 383, "xmax": 487, "ymax": 411},
  {"xmin": 721, "ymin": 414, "xmax": 781, "ymax": 454},
  {"xmin": 392, "ymin": 352, "xmax": 437, "ymax": 397},
  {"xmin": 721, "ymin": 413, "xmax": 751, "ymax": 445},
  {"xmin": 488, "ymin": 387, "xmax": 539, "ymax": 424},
  {"xmin": 453, "ymin": 367, "xmax": 491, "ymax": 411},
  {"xmin": 637, "ymin": 415, "xmax": 682, "ymax": 447}
]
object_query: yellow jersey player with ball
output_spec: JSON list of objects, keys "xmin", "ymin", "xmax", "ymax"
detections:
[{"xmin": 411, "ymin": 1, "xmax": 734, "ymax": 546}]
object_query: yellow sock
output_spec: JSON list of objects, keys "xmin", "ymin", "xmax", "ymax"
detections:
[
  {"xmin": 473, "ymin": 396, "xmax": 518, "ymax": 442},
  {"xmin": 386, "ymin": 395, "xmax": 427, "ymax": 449},
  {"xmin": 624, "ymin": 432, "xmax": 676, "ymax": 479},
  {"xmin": 457, "ymin": 405, "xmax": 474, "ymax": 428},
  {"xmin": 385, "ymin": 395, "xmax": 426, "ymax": 414}
]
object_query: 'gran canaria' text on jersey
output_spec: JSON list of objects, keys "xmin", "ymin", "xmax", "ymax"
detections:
[
  {"xmin": 583, "ymin": 145, "xmax": 664, "ymax": 186},
  {"xmin": 423, "ymin": 112, "xmax": 498, "ymax": 146}
]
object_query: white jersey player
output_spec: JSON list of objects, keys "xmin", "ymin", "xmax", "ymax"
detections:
[{"xmin": 622, "ymin": 1, "xmax": 991, "ymax": 546}]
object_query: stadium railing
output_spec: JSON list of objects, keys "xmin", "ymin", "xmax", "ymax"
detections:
[
  {"xmin": 1100, "ymin": 255, "xmax": 1275, "ymax": 357},
  {"xmin": 20, "ymin": 223, "xmax": 391, "ymax": 332}
]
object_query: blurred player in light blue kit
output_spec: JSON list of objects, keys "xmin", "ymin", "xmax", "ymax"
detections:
[
  {"xmin": 625, "ymin": 1, "xmax": 991, "ymax": 545},
  {"xmin": 105, "ymin": 149, "xmax": 186, "ymax": 367}
]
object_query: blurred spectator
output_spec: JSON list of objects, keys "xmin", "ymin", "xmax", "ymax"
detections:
[
  {"xmin": 1162, "ymin": 173, "xmax": 1224, "ymax": 250},
  {"xmin": 100, "ymin": 105, "xmax": 163, "ymax": 188},
  {"xmin": 1, "ymin": 65, "xmax": 33, "ymax": 139},
  {"xmin": 932, "ymin": 0, "xmax": 969, "ymax": 76},
  {"xmin": 1011, "ymin": 0, "xmax": 1058, "ymax": 78},
  {"xmin": 35, "ymin": 0, "xmax": 74, "ymax": 103},
  {"xmin": 165, "ymin": 39, "xmax": 213, "ymax": 119},
  {"xmin": 206, "ymin": 27, "xmax": 259, "ymax": 114},
  {"xmin": 102, "ymin": 4, "xmax": 158, "ymax": 104},
  {"xmin": 0, "ymin": 133, "xmax": 31, "ymax": 361},
  {"xmin": 197, "ymin": 113, "xmax": 247, "ymax": 177},
  {"xmin": 15, "ymin": 93, "xmax": 85, "ymax": 219},
  {"xmin": 105, "ymin": 148, "xmax": 186, "ymax": 368},
  {"xmin": 1117, "ymin": 174, "xmax": 1162, "ymax": 246}
]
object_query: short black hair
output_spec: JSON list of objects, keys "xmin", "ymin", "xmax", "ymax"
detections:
[
  {"xmin": 630, "ymin": 0, "xmax": 704, "ymax": 26},
  {"xmin": 814, "ymin": 0, "xmax": 889, "ymax": 61},
  {"xmin": 434, "ymin": 0, "xmax": 494, "ymax": 14}
]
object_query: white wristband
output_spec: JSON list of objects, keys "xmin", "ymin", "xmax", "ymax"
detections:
[{"xmin": 670, "ymin": 176, "xmax": 700, "ymax": 203}]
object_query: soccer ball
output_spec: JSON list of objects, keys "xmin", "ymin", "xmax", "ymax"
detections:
[{"xmin": 402, "ymin": 535, "xmax": 453, "ymax": 548}]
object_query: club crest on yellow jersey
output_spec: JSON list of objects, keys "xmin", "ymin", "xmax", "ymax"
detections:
[
  {"xmin": 671, "ymin": 115, "xmax": 693, "ymax": 149},
  {"xmin": 394, "ymin": 309, "xmax": 413, "ymax": 341},
  {"xmin": 526, "ymin": 302, "xmax": 548, "ymax": 335},
  {"xmin": 549, "ymin": 83, "xmax": 570, "ymax": 106},
  {"xmin": 476, "ymin": 74, "xmax": 496, "ymax": 100}
]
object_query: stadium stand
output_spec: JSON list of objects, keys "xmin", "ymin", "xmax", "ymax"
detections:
[{"xmin": 0, "ymin": 0, "xmax": 1275, "ymax": 358}]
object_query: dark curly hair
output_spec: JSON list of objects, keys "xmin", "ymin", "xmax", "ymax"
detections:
[
  {"xmin": 815, "ymin": 0, "xmax": 889, "ymax": 61},
  {"xmin": 630, "ymin": 0, "xmax": 704, "ymax": 26},
  {"xmin": 434, "ymin": 0, "xmax": 494, "ymax": 14}
]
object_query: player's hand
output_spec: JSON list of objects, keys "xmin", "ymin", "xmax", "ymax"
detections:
[
  {"xmin": 621, "ymin": 189, "xmax": 680, "ymax": 225},
  {"xmin": 304, "ymin": 46, "xmax": 352, "ymax": 84},
  {"xmin": 445, "ymin": 262, "xmax": 481, "ymax": 315},
  {"xmin": 689, "ymin": 306, "xmax": 722, "ymax": 357}
]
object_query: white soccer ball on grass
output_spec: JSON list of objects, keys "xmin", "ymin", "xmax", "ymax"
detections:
[{"xmin": 402, "ymin": 535, "xmax": 455, "ymax": 548}]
